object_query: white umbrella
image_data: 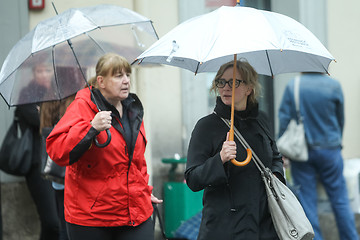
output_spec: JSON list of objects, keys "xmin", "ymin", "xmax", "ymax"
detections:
[
  {"xmin": 134, "ymin": 6, "xmax": 334, "ymax": 76},
  {"xmin": 134, "ymin": 5, "xmax": 334, "ymax": 166}
]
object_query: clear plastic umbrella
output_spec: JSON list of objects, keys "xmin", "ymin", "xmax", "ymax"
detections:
[
  {"xmin": 0, "ymin": 4, "xmax": 158, "ymax": 107},
  {"xmin": 133, "ymin": 3, "xmax": 334, "ymax": 166}
]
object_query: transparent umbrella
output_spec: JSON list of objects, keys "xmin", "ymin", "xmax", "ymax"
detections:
[
  {"xmin": 0, "ymin": 4, "xmax": 158, "ymax": 107},
  {"xmin": 0, "ymin": 4, "xmax": 158, "ymax": 147}
]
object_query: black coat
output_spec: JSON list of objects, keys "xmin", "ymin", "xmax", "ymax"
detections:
[
  {"xmin": 15, "ymin": 103, "xmax": 41, "ymax": 167},
  {"xmin": 185, "ymin": 97, "xmax": 284, "ymax": 240}
]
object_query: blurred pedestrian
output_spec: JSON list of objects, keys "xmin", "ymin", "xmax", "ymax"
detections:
[
  {"xmin": 40, "ymin": 93, "xmax": 75, "ymax": 240},
  {"xmin": 16, "ymin": 61, "xmax": 59, "ymax": 239},
  {"xmin": 278, "ymin": 72, "xmax": 358, "ymax": 240},
  {"xmin": 185, "ymin": 60, "xmax": 285, "ymax": 240},
  {"xmin": 46, "ymin": 53, "xmax": 162, "ymax": 240}
]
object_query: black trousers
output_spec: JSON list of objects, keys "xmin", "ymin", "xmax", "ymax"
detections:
[
  {"xmin": 66, "ymin": 218, "xmax": 154, "ymax": 240},
  {"xmin": 55, "ymin": 189, "xmax": 69, "ymax": 240},
  {"xmin": 25, "ymin": 162, "xmax": 59, "ymax": 240}
]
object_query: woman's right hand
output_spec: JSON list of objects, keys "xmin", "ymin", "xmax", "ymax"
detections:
[
  {"xmin": 220, "ymin": 132, "xmax": 237, "ymax": 164},
  {"xmin": 90, "ymin": 111, "xmax": 112, "ymax": 132}
]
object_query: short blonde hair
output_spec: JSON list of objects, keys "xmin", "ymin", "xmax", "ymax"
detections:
[
  {"xmin": 88, "ymin": 53, "xmax": 131, "ymax": 88},
  {"xmin": 210, "ymin": 59, "xmax": 261, "ymax": 105}
]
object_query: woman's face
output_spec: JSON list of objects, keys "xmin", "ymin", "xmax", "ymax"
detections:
[
  {"xmin": 34, "ymin": 64, "xmax": 53, "ymax": 88},
  {"xmin": 99, "ymin": 69, "xmax": 130, "ymax": 103},
  {"xmin": 218, "ymin": 67, "xmax": 252, "ymax": 111}
]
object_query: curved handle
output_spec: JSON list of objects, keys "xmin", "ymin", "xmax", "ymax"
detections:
[
  {"xmin": 228, "ymin": 126, "xmax": 252, "ymax": 167},
  {"xmin": 94, "ymin": 129, "xmax": 111, "ymax": 148},
  {"xmin": 231, "ymin": 148, "xmax": 252, "ymax": 167},
  {"xmin": 228, "ymin": 54, "xmax": 251, "ymax": 167}
]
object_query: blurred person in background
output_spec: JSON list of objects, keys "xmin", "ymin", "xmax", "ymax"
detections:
[
  {"xmin": 16, "ymin": 61, "xmax": 59, "ymax": 239},
  {"xmin": 278, "ymin": 72, "xmax": 359, "ymax": 240},
  {"xmin": 40, "ymin": 93, "xmax": 76, "ymax": 240}
]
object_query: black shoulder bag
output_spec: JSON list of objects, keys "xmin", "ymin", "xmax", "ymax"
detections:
[{"xmin": 0, "ymin": 118, "xmax": 33, "ymax": 176}]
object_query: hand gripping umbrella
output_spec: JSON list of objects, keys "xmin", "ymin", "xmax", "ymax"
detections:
[
  {"xmin": 133, "ymin": 2, "xmax": 334, "ymax": 166},
  {"xmin": 0, "ymin": 4, "xmax": 158, "ymax": 147}
]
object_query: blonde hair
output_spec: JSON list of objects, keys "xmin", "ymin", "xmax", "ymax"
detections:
[
  {"xmin": 210, "ymin": 59, "xmax": 261, "ymax": 105},
  {"xmin": 88, "ymin": 53, "xmax": 132, "ymax": 88}
]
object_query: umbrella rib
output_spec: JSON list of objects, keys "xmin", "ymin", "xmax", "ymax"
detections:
[
  {"xmin": 85, "ymin": 33, "xmax": 106, "ymax": 54},
  {"xmin": 52, "ymin": 46, "xmax": 62, "ymax": 100},
  {"xmin": 66, "ymin": 39, "xmax": 102, "ymax": 112},
  {"xmin": 0, "ymin": 93, "xmax": 10, "ymax": 108},
  {"xmin": 2, "ymin": 52, "xmax": 33, "ymax": 106},
  {"xmin": 265, "ymin": 50, "xmax": 274, "ymax": 77},
  {"xmin": 195, "ymin": 62, "xmax": 200, "ymax": 75},
  {"xmin": 150, "ymin": 21, "xmax": 159, "ymax": 39},
  {"xmin": 3, "ymin": 52, "xmax": 35, "ymax": 106}
]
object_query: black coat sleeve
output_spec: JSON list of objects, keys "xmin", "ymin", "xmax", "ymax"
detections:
[
  {"xmin": 185, "ymin": 117, "xmax": 228, "ymax": 192},
  {"xmin": 15, "ymin": 104, "xmax": 40, "ymax": 129},
  {"xmin": 257, "ymin": 112, "xmax": 286, "ymax": 184}
]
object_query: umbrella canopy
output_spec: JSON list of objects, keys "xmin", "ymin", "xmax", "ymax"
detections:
[
  {"xmin": 133, "ymin": 5, "xmax": 334, "ymax": 166},
  {"xmin": 133, "ymin": 6, "xmax": 334, "ymax": 76},
  {"xmin": 0, "ymin": 4, "xmax": 158, "ymax": 106}
]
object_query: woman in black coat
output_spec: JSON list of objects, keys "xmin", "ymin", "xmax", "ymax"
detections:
[{"xmin": 185, "ymin": 60, "xmax": 285, "ymax": 240}]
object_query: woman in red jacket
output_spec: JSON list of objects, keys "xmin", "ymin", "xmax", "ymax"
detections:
[{"xmin": 46, "ymin": 53, "xmax": 162, "ymax": 240}]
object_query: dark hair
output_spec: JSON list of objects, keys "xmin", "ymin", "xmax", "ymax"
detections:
[
  {"xmin": 40, "ymin": 94, "xmax": 75, "ymax": 133},
  {"xmin": 210, "ymin": 59, "xmax": 261, "ymax": 105}
]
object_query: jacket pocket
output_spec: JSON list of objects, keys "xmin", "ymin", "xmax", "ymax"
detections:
[
  {"xmin": 130, "ymin": 166, "xmax": 152, "ymax": 204},
  {"xmin": 90, "ymin": 172, "xmax": 128, "ymax": 219}
]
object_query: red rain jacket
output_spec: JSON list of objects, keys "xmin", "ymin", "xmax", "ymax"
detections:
[{"xmin": 46, "ymin": 87, "xmax": 153, "ymax": 227}]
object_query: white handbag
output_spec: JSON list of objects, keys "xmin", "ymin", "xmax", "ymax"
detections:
[{"xmin": 277, "ymin": 76, "xmax": 308, "ymax": 162}]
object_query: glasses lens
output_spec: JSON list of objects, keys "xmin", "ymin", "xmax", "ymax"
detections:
[
  {"xmin": 216, "ymin": 79, "xmax": 244, "ymax": 88},
  {"xmin": 215, "ymin": 79, "xmax": 225, "ymax": 88}
]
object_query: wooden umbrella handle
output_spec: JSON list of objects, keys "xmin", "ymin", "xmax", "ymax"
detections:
[
  {"xmin": 231, "ymin": 148, "xmax": 252, "ymax": 166},
  {"xmin": 229, "ymin": 54, "xmax": 251, "ymax": 167},
  {"xmin": 229, "ymin": 128, "xmax": 252, "ymax": 166}
]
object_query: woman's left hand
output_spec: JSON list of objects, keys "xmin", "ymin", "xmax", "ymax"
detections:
[{"xmin": 151, "ymin": 194, "xmax": 163, "ymax": 204}]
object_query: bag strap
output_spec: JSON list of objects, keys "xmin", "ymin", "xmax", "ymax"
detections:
[
  {"xmin": 294, "ymin": 76, "xmax": 303, "ymax": 122},
  {"xmin": 219, "ymin": 117, "xmax": 266, "ymax": 174},
  {"xmin": 294, "ymin": 76, "xmax": 300, "ymax": 113}
]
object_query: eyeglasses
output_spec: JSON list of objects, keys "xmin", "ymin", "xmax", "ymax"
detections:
[{"xmin": 215, "ymin": 79, "xmax": 246, "ymax": 88}]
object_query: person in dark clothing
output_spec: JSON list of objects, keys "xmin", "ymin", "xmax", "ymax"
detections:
[
  {"xmin": 40, "ymin": 94, "xmax": 76, "ymax": 240},
  {"xmin": 15, "ymin": 61, "xmax": 59, "ymax": 239},
  {"xmin": 185, "ymin": 60, "xmax": 285, "ymax": 240}
]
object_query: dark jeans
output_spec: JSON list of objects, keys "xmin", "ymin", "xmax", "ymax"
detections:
[
  {"xmin": 25, "ymin": 162, "xmax": 59, "ymax": 240},
  {"xmin": 291, "ymin": 148, "xmax": 358, "ymax": 240},
  {"xmin": 66, "ymin": 218, "xmax": 154, "ymax": 240}
]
